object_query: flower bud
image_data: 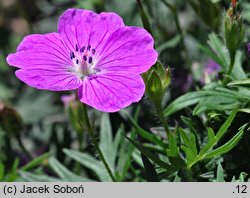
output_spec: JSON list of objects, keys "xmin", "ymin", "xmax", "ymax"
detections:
[
  {"xmin": 0, "ymin": 101, "xmax": 23, "ymax": 136},
  {"xmin": 224, "ymin": 3, "xmax": 245, "ymax": 53},
  {"xmin": 145, "ymin": 62, "xmax": 171, "ymax": 107},
  {"xmin": 155, "ymin": 62, "xmax": 171, "ymax": 90},
  {"xmin": 147, "ymin": 70, "xmax": 163, "ymax": 107}
]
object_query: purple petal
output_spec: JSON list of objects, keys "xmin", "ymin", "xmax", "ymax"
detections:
[
  {"xmin": 96, "ymin": 27, "xmax": 158, "ymax": 74},
  {"xmin": 15, "ymin": 69, "xmax": 81, "ymax": 91},
  {"xmin": 78, "ymin": 73, "xmax": 145, "ymax": 112},
  {"xmin": 6, "ymin": 33, "xmax": 81, "ymax": 91},
  {"xmin": 58, "ymin": 9, "xmax": 124, "ymax": 52},
  {"xmin": 7, "ymin": 33, "xmax": 71, "ymax": 69}
]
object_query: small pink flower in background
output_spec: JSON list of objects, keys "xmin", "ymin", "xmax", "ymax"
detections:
[
  {"xmin": 7, "ymin": 9, "xmax": 157, "ymax": 112},
  {"xmin": 61, "ymin": 94, "xmax": 77, "ymax": 108},
  {"xmin": 201, "ymin": 59, "xmax": 220, "ymax": 84}
]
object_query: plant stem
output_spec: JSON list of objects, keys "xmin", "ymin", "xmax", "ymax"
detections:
[
  {"xmin": 82, "ymin": 103, "xmax": 116, "ymax": 182},
  {"xmin": 155, "ymin": 105, "xmax": 171, "ymax": 139},
  {"xmin": 227, "ymin": 51, "xmax": 236, "ymax": 76},
  {"xmin": 181, "ymin": 167, "xmax": 193, "ymax": 182},
  {"xmin": 223, "ymin": 51, "xmax": 236, "ymax": 84},
  {"xmin": 16, "ymin": 134, "xmax": 32, "ymax": 160}
]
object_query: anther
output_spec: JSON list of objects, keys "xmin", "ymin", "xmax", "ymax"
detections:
[
  {"xmin": 87, "ymin": 45, "xmax": 91, "ymax": 51},
  {"xmin": 92, "ymin": 49, "xmax": 96, "ymax": 55},
  {"xmin": 75, "ymin": 44, "xmax": 79, "ymax": 51},
  {"xmin": 70, "ymin": 51, "xmax": 75, "ymax": 59},
  {"xmin": 76, "ymin": 59, "xmax": 79, "ymax": 64},
  {"xmin": 88, "ymin": 57, "xmax": 93, "ymax": 64},
  {"xmin": 83, "ymin": 55, "xmax": 87, "ymax": 61},
  {"xmin": 80, "ymin": 46, "xmax": 86, "ymax": 53}
]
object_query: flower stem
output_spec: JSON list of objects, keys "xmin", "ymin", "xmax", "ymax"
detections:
[
  {"xmin": 227, "ymin": 51, "xmax": 236, "ymax": 76},
  {"xmin": 155, "ymin": 105, "xmax": 171, "ymax": 139},
  {"xmin": 223, "ymin": 51, "xmax": 235, "ymax": 84},
  {"xmin": 82, "ymin": 103, "xmax": 116, "ymax": 182}
]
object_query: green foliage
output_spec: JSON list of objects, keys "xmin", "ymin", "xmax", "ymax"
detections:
[{"xmin": 1, "ymin": 0, "xmax": 250, "ymax": 183}]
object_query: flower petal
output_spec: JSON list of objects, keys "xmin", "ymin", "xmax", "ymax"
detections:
[
  {"xmin": 95, "ymin": 27, "xmax": 158, "ymax": 74},
  {"xmin": 6, "ymin": 33, "xmax": 71, "ymax": 69},
  {"xmin": 78, "ymin": 73, "xmax": 145, "ymax": 112},
  {"xmin": 6, "ymin": 33, "xmax": 81, "ymax": 91},
  {"xmin": 58, "ymin": 9, "xmax": 124, "ymax": 52},
  {"xmin": 15, "ymin": 69, "xmax": 81, "ymax": 91}
]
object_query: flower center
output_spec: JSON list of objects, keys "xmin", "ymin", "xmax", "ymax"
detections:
[{"xmin": 68, "ymin": 44, "xmax": 100, "ymax": 79}]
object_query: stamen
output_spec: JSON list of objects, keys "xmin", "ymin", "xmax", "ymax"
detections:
[
  {"xmin": 80, "ymin": 46, "xmax": 86, "ymax": 53},
  {"xmin": 76, "ymin": 59, "xmax": 79, "ymax": 64},
  {"xmin": 70, "ymin": 51, "xmax": 75, "ymax": 59},
  {"xmin": 89, "ymin": 57, "xmax": 93, "ymax": 64},
  {"xmin": 87, "ymin": 45, "xmax": 91, "ymax": 51},
  {"xmin": 83, "ymin": 55, "xmax": 87, "ymax": 61},
  {"xmin": 92, "ymin": 49, "xmax": 96, "ymax": 55},
  {"xmin": 75, "ymin": 44, "xmax": 79, "ymax": 51}
]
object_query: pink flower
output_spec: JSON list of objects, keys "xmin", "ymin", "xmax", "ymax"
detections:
[
  {"xmin": 61, "ymin": 94, "xmax": 77, "ymax": 108},
  {"xmin": 6, "ymin": 9, "xmax": 157, "ymax": 112}
]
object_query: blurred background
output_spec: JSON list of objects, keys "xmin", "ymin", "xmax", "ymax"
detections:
[{"xmin": 0, "ymin": 0, "xmax": 250, "ymax": 181}]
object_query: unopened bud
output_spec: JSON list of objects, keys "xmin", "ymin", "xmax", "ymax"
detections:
[
  {"xmin": 147, "ymin": 70, "xmax": 163, "ymax": 107},
  {"xmin": 145, "ymin": 62, "xmax": 171, "ymax": 108},
  {"xmin": 224, "ymin": 3, "xmax": 245, "ymax": 53}
]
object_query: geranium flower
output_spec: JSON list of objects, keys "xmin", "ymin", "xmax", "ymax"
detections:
[{"xmin": 6, "ymin": 9, "xmax": 157, "ymax": 112}]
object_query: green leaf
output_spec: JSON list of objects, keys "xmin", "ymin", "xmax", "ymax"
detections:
[
  {"xmin": 199, "ymin": 128, "xmax": 217, "ymax": 156},
  {"xmin": 239, "ymin": 172, "xmax": 248, "ymax": 182},
  {"xmin": 181, "ymin": 146, "xmax": 196, "ymax": 165},
  {"xmin": 204, "ymin": 125, "xmax": 245, "ymax": 159},
  {"xmin": 63, "ymin": 149, "xmax": 111, "ymax": 181},
  {"xmin": 48, "ymin": 157, "xmax": 92, "ymax": 182},
  {"xmin": 99, "ymin": 113, "xmax": 115, "ymax": 169},
  {"xmin": 166, "ymin": 133, "xmax": 179, "ymax": 157},
  {"xmin": 188, "ymin": 109, "xmax": 240, "ymax": 168},
  {"xmin": 125, "ymin": 135, "xmax": 176, "ymax": 172},
  {"xmin": 216, "ymin": 163, "xmax": 225, "ymax": 182},
  {"xmin": 0, "ymin": 162, "xmax": 5, "ymax": 181},
  {"xmin": 207, "ymin": 33, "xmax": 229, "ymax": 70},
  {"xmin": 124, "ymin": 111, "xmax": 168, "ymax": 148},
  {"xmin": 216, "ymin": 107, "xmax": 238, "ymax": 140},
  {"xmin": 228, "ymin": 79, "xmax": 250, "ymax": 88},
  {"xmin": 198, "ymin": 44, "xmax": 226, "ymax": 70},
  {"xmin": 157, "ymin": 35, "xmax": 181, "ymax": 52},
  {"xmin": 164, "ymin": 91, "xmax": 208, "ymax": 116},
  {"xmin": 21, "ymin": 153, "xmax": 50, "ymax": 171},
  {"xmin": 141, "ymin": 154, "xmax": 159, "ymax": 182},
  {"xmin": 19, "ymin": 171, "xmax": 62, "ymax": 182},
  {"xmin": 6, "ymin": 159, "xmax": 19, "ymax": 182},
  {"xmin": 117, "ymin": 130, "xmax": 136, "ymax": 180},
  {"xmin": 179, "ymin": 128, "xmax": 198, "ymax": 156},
  {"xmin": 15, "ymin": 89, "xmax": 59, "ymax": 124}
]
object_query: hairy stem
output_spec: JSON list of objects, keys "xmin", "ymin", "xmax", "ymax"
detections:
[
  {"xmin": 155, "ymin": 104, "xmax": 171, "ymax": 139},
  {"xmin": 82, "ymin": 103, "xmax": 116, "ymax": 182}
]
